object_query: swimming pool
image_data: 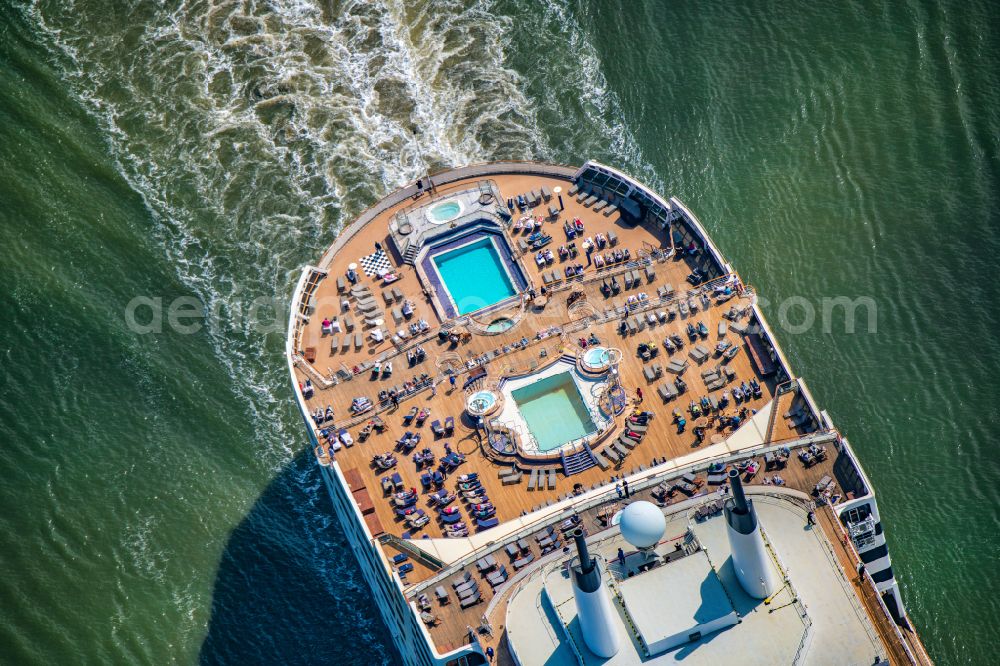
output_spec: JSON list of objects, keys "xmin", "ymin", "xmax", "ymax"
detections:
[
  {"xmin": 511, "ymin": 372, "xmax": 597, "ymax": 451},
  {"xmin": 432, "ymin": 237, "xmax": 517, "ymax": 315}
]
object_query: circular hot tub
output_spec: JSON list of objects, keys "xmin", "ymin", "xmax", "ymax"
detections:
[
  {"xmin": 426, "ymin": 198, "xmax": 464, "ymax": 224},
  {"xmin": 486, "ymin": 317, "xmax": 515, "ymax": 333},
  {"xmin": 580, "ymin": 346, "xmax": 612, "ymax": 373},
  {"xmin": 466, "ymin": 390, "xmax": 501, "ymax": 418}
]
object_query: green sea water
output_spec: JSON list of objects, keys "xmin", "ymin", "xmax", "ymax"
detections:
[{"xmin": 1, "ymin": 0, "xmax": 998, "ymax": 664}]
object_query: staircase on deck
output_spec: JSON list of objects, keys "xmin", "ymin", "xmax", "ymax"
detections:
[{"xmin": 561, "ymin": 442, "xmax": 598, "ymax": 476}]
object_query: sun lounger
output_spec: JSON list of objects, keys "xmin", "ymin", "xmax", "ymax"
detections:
[
  {"xmin": 382, "ymin": 288, "xmax": 394, "ymax": 304},
  {"xmin": 568, "ymin": 182, "xmax": 580, "ymax": 196},
  {"xmin": 645, "ymin": 265, "xmax": 655, "ymax": 281},
  {"xmin": 658, "ymin": 382, "xmax": 678, "ymax": 401},
  {"xmin": 602, "ymin": 448, "xmax": 621, "ymax": 465},
  {"xmin": 707, "ymin": 378, "xmax": 726, "ymax": 391},
  {"xmin": 512, "ymin": 553, "xmax": 535, "ymax": 570},
  {"xmin": 576, "ymin": 189, "xmax": 588, "ymax": 203},
  {"xmin": 354, "ymin": 333, "xmax": 363, "ymax": 350},
  {"xmin": 528, "ymin": 468, "xmax": 539, "ymax": 491},
  {"xmin": 497, "ymin": 466, "xmax": 516, "ymax": 478},
  {"xmin": 535, "ymin": 526, "xmax": 555, "ymax": 543},
  {"xmin": 518, "ymin": 238, "xmax": 529, "ymax": 253},
  {"xmin": 618, "ymin": 435, "xmax": 637, "ymax": 450},
  {"xmin": 391, "ymin": 287, "xmax": 403, "ymax": 302},
  {"xmin": 548, "ymin": 204, "xmax": 559, "ymax": 218},
  {"xmin": 593, "ymin": 199, "xmax": 607, "ymax": 212},
  {"xmin": 690, "ymin": 345, "xmax": 710, "ymax": 363},
  {"xmin": 643, "ymin": 366, "xmax": 658, "ymax": 383},
  {"xmin": 341, "ymin": 336, "xmax": 351, "ymax": 352},
  {"xmin": 626, "ymin": 317, "xmax": 638, "ymax": 334},
  {"xmin": 718, "ymin": 321, "xmax": 727, "ymax": 337},
  {"xmin": 667, "ymin": 359, "xmax": 688, "ymax": 374},
  {"xmin": 583, "ymin": 195, "xmax": 598, "ymax": 207},
  {"xmin": 487, "ymin": 566, "xmax": 509, "ymax": 587},
  {"xmin": 342, "ymin": 315, "xmax": 354, "ymax": 331},
  {"xmin": 459, "ymin": 592, "xmax": 482, "ymax": 609},
  {"xmin": 594, "ymin": 453, "xmax": 610, "ymax": 471},
  {"xmin": 330, "ymin": 335, "xmax": 339, "ymax": 353},
  {"xmin": 603, "ymin": 204, "xmax": 618, "ymax": 217},
  {"xmin": 435, "ymin": 585, "xmax": 450, "ymax": 603},
  {"xmin": 501, "ymin": 471, "xmax": 522, "ymax": 485},
  {"xmin": 476, "ymin": 555, "xmax": 497, "ymax": 572},
  {"xmin": 612, "ymin": 442, "xmax": 630, "ymax": 459},
  {"xmin": 336, "ymin": 276, "xmax": 347, "ymax": 293},
  {"xmin": 477, "ymin": 517, "xmax": 499, "ymax": 529},
  {"xmin": 540, "ymin": 185, "xmax": 552, "ymax": 200},
  {"xmin": 548, "ymin": 469, "xmax": 557, "ymax": 490},
  {"xmin": 391, "ymin": 306, "xmax": 403, "ymax": 324}
]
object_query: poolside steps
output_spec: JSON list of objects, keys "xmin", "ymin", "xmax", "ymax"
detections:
[{"xmin": 562, "ymin": 445, "xmax": 598, "ymax": 476}]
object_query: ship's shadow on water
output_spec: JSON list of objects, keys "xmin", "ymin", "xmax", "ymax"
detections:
[{"xmin": 199, "ymin": 449, "xmax": 399, "ymax": 666}]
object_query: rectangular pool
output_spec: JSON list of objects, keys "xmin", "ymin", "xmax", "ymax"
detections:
[
  {"xmin": 511, "ymin": 372, "xmax": 597, "ymax": 452},
  {"xmin": 432, "ymin": 237, "xmax": 516, "ymax": 315}
]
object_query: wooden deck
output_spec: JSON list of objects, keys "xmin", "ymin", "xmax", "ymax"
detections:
[
  {"xmin": 297, "ymin": 219, "xmax": 782, "ymax": 545},
  {"xmin": 289, "ymin": 166, "xmax": 906, "ymax": 659}
]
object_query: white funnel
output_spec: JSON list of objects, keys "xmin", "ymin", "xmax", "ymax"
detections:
[
  {"xmin": 724, "ymin": 470, "xmax": 780, "ymax": 599},
  {"xmin": 570, "ymin": 529, "xmax": 620, "ymax": 658}
]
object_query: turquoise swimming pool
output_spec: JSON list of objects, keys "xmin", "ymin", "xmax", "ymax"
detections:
[
  {"xmin": 511, "ymin": 372, "xmax": 597, "ymax": 451},
  {"xmin": 432, "ymin": 237, "xmax": 516, "ymax": 315}
]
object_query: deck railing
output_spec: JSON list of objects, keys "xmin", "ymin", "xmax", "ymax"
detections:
[{"xmin": 821, "ymin": 504, "xmax": 922, "ymax": 665}]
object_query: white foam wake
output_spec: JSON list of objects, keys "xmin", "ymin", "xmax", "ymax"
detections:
[{"xmin": 24, "ymin": 0, "xmax": 658, "ymax": 466}]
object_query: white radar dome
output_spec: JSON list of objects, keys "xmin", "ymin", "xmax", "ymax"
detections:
[{"xmin": 619, "ymin": 500, "xmax": 666, "ymax": 549}]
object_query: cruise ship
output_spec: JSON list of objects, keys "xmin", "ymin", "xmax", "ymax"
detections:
[{"xmin": 286, "ymin": 161, "xmax": 932, "ymax": 665}]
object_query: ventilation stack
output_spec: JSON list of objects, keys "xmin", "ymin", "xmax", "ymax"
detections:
[
  {"xmin": 724, "ymin": 469, "xmax": 780, "ymax": 599},
  {"xmin": 569, "ymin": 529, "xmax": 620, "ymax": 658}
]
